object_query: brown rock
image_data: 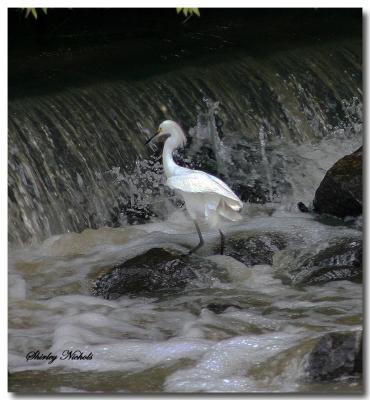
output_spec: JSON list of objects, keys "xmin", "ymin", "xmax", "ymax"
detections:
[{"xmin": 313, "ymin": 147, "xmax": 362, "ymax": 218}]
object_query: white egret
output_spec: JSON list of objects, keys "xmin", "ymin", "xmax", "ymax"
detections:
[{"xmin": 146, "ymin": 120, "xmax": 243, "ymax": 254}]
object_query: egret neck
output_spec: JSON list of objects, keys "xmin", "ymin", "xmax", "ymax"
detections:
[
  {"xmin": 162, "ymin": 136, "xmax": 183, "ymax": 178},
  {"xmin": 147, "ymin": 119, "xmax": 242, "ymax": 255}
]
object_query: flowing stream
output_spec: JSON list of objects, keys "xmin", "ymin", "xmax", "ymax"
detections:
[
  {"xmin": 9, "ymin": 38, "xmax": 361, "ymax": 247},
  {"xmin": 8, "ymin": 209, "xmax": 363, "ymax": 393},
  {"xmin": 8, "ymin": 34, "xmax": 362, "ymax": 393}
]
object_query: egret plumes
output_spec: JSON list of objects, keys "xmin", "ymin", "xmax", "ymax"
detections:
[{"xmin": 146, "ymin": 120, "xmax": 243, "ymax": 254}]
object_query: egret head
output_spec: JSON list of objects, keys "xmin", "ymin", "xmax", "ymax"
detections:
[{"xmin": 146, "ymin": 120, "xmax": 187, "ymax": 148}]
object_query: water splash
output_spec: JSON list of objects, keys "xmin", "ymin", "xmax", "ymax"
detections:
[
  {"xmin": 8, "ymin": 40, "xmax": 362, "ymax": 246},
  {"xmin": 258, "ymin": 125, "xmax": 274, "ymax": 202},
  {"xmin": 8, "ymin": 211, "xmax": 362, "ymax": 392}
]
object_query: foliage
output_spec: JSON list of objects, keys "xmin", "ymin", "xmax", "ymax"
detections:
[
  {"xmin": 176, "ymin": 8, "xmax": 200, "ymax": 17},
  {"xmin": 20, "ymin": 8, "xmax": 200, "ymax": 21},
  {"xmin": 22, "ymin": 8, "xmax": 48, "ymax": 19}
]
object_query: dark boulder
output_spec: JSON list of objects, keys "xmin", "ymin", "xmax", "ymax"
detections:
[
  {"xmin": 92, "ymin": 247, "xmax": 223, "ymax": 299},
  {"xmin": 301, "ymin": 331, "xmax": 362, "ymax": 381},
  {"xmin": 273, "ymin": 237, "xmax": 362, "ymax": 285},
  {"xmin": 313, "ymin": 147, "xmax": 362, "ymax": 218},
  {"xmin": 222, "ymin": 231, "xmax": 287, "ymax": 267}
]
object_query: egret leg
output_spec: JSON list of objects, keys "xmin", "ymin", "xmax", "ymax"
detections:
[
  {"xmin": 219, "ymin": 229, "xmax": 225, "ymax": 255},
  {"xmin": 188, "ymin": 220, "xmax": 204, "ymax": 255}
]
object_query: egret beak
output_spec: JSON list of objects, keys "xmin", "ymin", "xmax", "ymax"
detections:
[{"xmin": 145, "ymin": 128, "xmax": 161, "ymax": 145}]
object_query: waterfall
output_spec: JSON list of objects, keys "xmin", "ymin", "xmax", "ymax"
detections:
[
  {"xmin": 8, "ymin": 38, "xmax": 362, "ymax": 247},
  {"xmin": 258, "ymin": 126, "xmax": 274, "ymax": 202}
]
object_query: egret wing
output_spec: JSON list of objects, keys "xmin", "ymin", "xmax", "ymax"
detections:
[
  {"xmin": 166, "ymin": 171, "xmax": 242, "ymax": 208},
  {"xmin": 205, "ymin": 173, "xmax": 243, "ymax": 208}
]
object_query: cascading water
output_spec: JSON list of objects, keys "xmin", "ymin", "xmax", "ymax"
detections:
[
  {"xmin": 8, "ymin": 27, "xmax": 362, "ymax": 393},
  {"xmin": 258, "ymin": 125, "xmax": 274, "ymax": 201},
  {"xmin": 8, "ymin": 38, "xmax": 361, "ymax": 247}
]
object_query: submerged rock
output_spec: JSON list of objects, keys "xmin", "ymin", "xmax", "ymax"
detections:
[
  {"xmin": 273, "ymin": 237, "xmax": 362, "ymax": 285},
  {"xmin": 313, "ymin": 147, "xmax": 362, "ymax": 218},
  {"xmin": 92, "ymin": 248, "xmax": 223, "ymax": 299},
  {"xmin": 301, "ymin": 331, "xmax": 362, "ymax": 381},
  {"xmin": 222, "ymin": 231, "xmax": 287, "ymax": 267},
  {"xmin": 206, "ymin": 303, "xmax": 242, "ymax": 314}
]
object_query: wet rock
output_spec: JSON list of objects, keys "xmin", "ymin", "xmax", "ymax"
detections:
[
  {"xmin": 297, "ymin": 202, "xmax": 309, "ymax": 213},
  {"xmin": 301, "ymin": 331, "xmax": 362, "ymax": 381},
  {"xmin": 222, "ymin": 231, "xmax": 287, "ymax": 267},
  {"xmin": 232, "ymin": 182, "xmax": 270, "ymax": 204},
  {"xmin": 92, "ymin": 248, "xmax": 223, "ymax": 299},
  {"xmin": 273, "ymin": 237, "xmax": 362, "ymax": 285},
  {"xmin": 313, "ymin": 147, "xmax": 362, "ymax": 218},
  {"xmin": 206, "ymin": 255, "xmax": 252, "ymax": 282},
  {"xmin": 206, "ymin": 303, "xmax": 242, "ymax": 314}
]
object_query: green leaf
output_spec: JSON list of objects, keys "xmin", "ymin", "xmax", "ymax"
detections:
[
  {"xmin": 176, "ymin": 8, "xmax": 200, "ymax": 18},
  {"xmin": 21, "ymin": 7, "xmax": 48, "ymax": 19},
  {"xmin": 193, "ymin": 8, "xmax": 200, "ymax": 17}
]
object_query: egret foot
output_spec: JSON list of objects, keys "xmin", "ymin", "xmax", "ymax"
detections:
[
  {"xmin": 188, "ymin": 220, "xmax": 204, "ymax": 255},
  {"xmin": 219, "ymin": 229, "xmax": 225, "ymax": 255}
]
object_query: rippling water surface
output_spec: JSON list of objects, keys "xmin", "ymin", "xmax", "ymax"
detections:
[
  {"xmin": 9, "ymin": 200, "xmax": 362, "ymax": 392},
  {"xmin": 8, "ymin": 24, "xmax": 362, "ymax": 392}
]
